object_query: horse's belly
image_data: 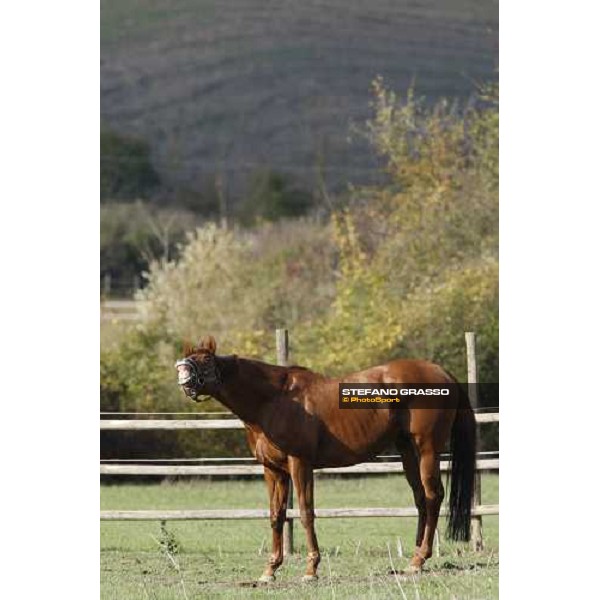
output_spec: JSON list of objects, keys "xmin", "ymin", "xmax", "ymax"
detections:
[{"xmin": 314, "ymin": 412, "xmax": 396, "ymax": 468}]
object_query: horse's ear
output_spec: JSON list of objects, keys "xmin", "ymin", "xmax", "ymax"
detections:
[
  {"xmin": 199, "ymin": 335, "xmax": 217, "ymax": 354},
  {"xmin": 182, "ymin": 339, "xmax": 194, "ymax": 356}
]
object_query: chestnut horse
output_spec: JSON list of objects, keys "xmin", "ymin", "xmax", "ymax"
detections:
[{"xmin": 175, "ymin": 336, "xmax": 476, "ymax": 582}]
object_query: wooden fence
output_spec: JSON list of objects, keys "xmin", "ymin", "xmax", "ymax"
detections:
[
  {"xmin": 100, "ymin": 299, "xmax": 140, "ymax": 322},
  {"xmin": 100, "ymin": 412, "xmax": 499, "ymax": 431},
  {"xmin": 100, "ymin": 330, "xmax": 499, "ymax": 552}
]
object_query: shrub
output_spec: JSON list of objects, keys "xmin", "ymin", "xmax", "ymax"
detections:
[
  {"xmin": 137, "ymin": 219, "xmax": 336, "ymax": 349},
  {"xmin": 100, "ymin": 326, "xmax": 250, "ymax": 458}
]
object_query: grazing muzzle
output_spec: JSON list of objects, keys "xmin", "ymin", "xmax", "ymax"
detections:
[{"xmin": 175, "ymin": 356, "xmax": 222, "ymax": 400}]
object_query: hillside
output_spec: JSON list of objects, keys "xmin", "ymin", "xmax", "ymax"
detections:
[{"xmin": 101, "ymin": 0, "xmax": 498, "ymax": 201}]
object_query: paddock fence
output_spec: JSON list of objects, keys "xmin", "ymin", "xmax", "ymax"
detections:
[{"xmin": 100, "ymin": 330, "xmax": 499, "ymax": 552}]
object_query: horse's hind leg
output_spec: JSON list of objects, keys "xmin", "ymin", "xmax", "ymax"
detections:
[
  {"xmin": 260, "ymin": 465, "xmax": 290, "ymax": 582},
  {"xmin": 409, "ymin": 437, "xmax": 444, "ymax": 572},
  {"xmin": 397, "ymin": 436, "xmax": 427, "ymax": 557}
]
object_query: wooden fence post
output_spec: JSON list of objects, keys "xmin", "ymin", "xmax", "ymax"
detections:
[
  {"xmin": 102, "ymin": 273, "xmax": 111, "ymax": 298},
  {"xmin": 465, "ymin": 331, "xmax": 484, "ymax": 551},
  {"xmin": 276, "ymin": 328, "xmax": 294, "ymax": 556}
]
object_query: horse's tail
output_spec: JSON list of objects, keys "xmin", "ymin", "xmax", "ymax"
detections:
[{"xmin": 446, "ymin": 380, "xmax": 477, "ymax": 541}]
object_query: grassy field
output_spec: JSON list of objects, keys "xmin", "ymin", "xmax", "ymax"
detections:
[{"xmin": 101, "ymin": 474, "xmax": 498, "ymax": 599}]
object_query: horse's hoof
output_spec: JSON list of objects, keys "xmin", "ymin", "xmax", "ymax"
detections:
[
  {"xmin": 302, "ymin": 574, "xmax": 319, "ymax": 582},
  {"xmin": 405, "ymin": 564, "xmax": 422, "ymax": 575},
  {"xmin": 258, "ymin": 574, "xmax": 275, "ymax": 583}
]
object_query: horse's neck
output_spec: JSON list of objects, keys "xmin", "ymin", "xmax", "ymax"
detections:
[{"xmin": 214, "ymin": 356, "xmax": 287, "ymax": 424}]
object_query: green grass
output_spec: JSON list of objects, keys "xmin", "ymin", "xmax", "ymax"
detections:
[{"xmin": 101, "ymin": 475, "xmax": 498, "ymax": 599}]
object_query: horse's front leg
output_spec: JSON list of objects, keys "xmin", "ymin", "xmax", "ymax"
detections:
[
  {"xmin": 259, "ymin": 465, "xmax": 290, "ymax": 582},
  {"xmin": 289, "ymin": 457, "xmax": 321, "ymax": 581}
]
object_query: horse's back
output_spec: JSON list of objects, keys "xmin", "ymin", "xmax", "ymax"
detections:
[{"xmin": 343, "ymin": 358, "xmax": 453, "ymax": 385}]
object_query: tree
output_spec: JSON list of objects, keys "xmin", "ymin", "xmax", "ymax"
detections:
[
  {"xmin": 101, "ymin": 129, "xmax": 161, "ymax": 200},
  {"xmin": 238, "ymin": 170, "xmax": 314, "ymax": 223},
  {"xmin": 100, "ymin": 202, "xmax": 200, "ymax": 295}
]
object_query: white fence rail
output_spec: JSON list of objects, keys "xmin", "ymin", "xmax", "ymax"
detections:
[
  {"xmin": 101, "ymin": 504, "xmax": 500, "ymax": 521},
  {"xmin": 100, "ymin": 412, "xmax": 498, "ymax": 431},
  {"xmin": 100, "ymin": 458, "xmax": 498, "ymax": 477}
]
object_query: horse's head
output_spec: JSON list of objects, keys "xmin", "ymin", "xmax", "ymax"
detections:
[{"xmin": 175, "ymin": 335, "xmax": 222, "ymax": 401}]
